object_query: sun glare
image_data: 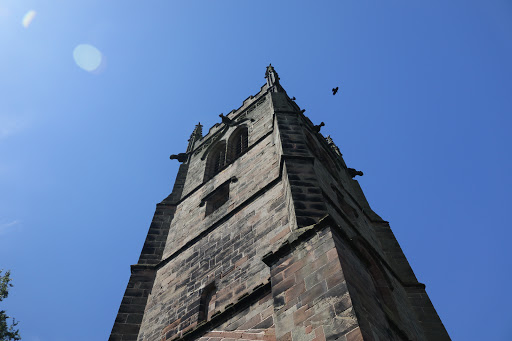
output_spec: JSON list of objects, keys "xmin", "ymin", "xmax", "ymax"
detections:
[
  {"xmin": 73, "ymin": 44, "xmax": 103, "ymax": 72},
  {"xmin": 22, "ymin": 10, "xmax": 36, "ymax": 28}
]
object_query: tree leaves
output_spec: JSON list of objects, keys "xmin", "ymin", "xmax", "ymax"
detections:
[{"xmin": 0, "ymin": 270, "xmax": 20, "ymax": 341}]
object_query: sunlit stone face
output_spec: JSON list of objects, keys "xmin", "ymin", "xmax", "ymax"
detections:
[{"xmin": 73, "ymin": 44, "xmax": 103, "ymax": 72}]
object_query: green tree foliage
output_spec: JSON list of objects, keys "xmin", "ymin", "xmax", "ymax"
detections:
[{"xmin": 0, "ymin": 270, "xmax": 20, "ymax": 341}]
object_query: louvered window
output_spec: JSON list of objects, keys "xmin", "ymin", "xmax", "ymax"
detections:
[
  {"xmin": 204, "ymin": 141, "xmax": 227, "ymax": 181},
  {"xmin": 212, "ymin": 149, "xmax": 225, "ymax": 175},
  {"xmin": 227, "ymin": 126, "xmax": 248, "ymax": 163}
]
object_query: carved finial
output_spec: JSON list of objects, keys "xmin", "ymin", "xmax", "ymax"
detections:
[
  {"xmin": 186, "ymin": 122, "xmax": 203, "ymax": 153},
  {"xmin": 265, "ymin": 64, "xmax": 282, "ymax": 92},
  {"xmin": 326, "ymin": 135, "xmax": 343, "ymax": 157},
  {"xmin": 190, "ymin": 122, "xmax": 203, "ymax": 140}
]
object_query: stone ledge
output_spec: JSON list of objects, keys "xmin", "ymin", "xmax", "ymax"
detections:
[
  {"xmin": 262, "ymin": 215, "xmax": 332, "ymax": 267},
  {"xmin": 169, "ymin": 281, "xmax": 271, "ymax": 341},
  {"xmin": 261, "ymin": 215, "xmax": 426, "ymax": 291},
  {"xmin": 169, "ymin": 129, "xmax": 275, "ymax": 207},
  {"xmin": 157, "ymin": 174, "xmax": 282, "ymax": 271}
]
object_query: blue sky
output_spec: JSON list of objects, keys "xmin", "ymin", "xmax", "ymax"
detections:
[{"xmin": 0, "ymin": 1, "xmax": 511, "ymax": 340}]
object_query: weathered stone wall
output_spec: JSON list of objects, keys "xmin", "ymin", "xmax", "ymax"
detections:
[
  {"xmin": 163, "ymin": 132, "xmax": 280, "ymax": 256},
  {"xmin": 181, "ymin": 92, "xmax": 272, "ymax": 198},
  {"xmin": 271, "ymin": 92, "xmax": 329, "ymax": 230},
  {"xmin": 197, "ymin": 294, "xmax": 276, "ymax": 341},
  {"xmin": 332, "ymin": 229, "xmax": 426, "ymax": 341},
  {"xmin": 268, "ymin": 88, "xmax": 449, "ymax": 340},
  {"xmin": 110, "ymin": 68, "xmax": 450, "ymax": 341},
  {"xmin": 138, "ymin": 180, "xmax": 290, "ymax": 341},
  {"xmin": 110, "ymin": 193, "xmax": 181, "ymax": 341},
  {"xmin": 262, "ymin": 222, "xmax": 361, "ymax": 341},
  {"xmin": 135, "ymin": 90, "xmax": 295, "ymax": 340}
]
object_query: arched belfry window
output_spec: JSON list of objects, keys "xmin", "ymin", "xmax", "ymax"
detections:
[
  {"xmin": 204, "ymin": 141, "xmax": 226, "ymax": 181},
  {"xmin": 227, "ymin": 126, "xmax": 248, "ymax": 163}
]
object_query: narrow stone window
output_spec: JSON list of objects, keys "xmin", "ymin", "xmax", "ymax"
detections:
[
  {"xmin": 205, "ymin": 182, "xmax": 230, "ymax": 216},
  {"xmin": 204, "ymin": 141, "xmax": 227, "ymax": 181},
  {"xmin": 227, "ymin": 126, "xmax": 248, "ymax": 163},
  {"xmin": 198, "ymin": 282, "xmax": 216, "ymax": 322}
]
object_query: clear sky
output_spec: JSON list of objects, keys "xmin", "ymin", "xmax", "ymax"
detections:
[{"xmin": 1, "ymin": 1, "xmax": 511, "ymax": 340}]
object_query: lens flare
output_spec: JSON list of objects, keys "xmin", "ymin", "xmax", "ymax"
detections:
[
  {"xmin": 22, "ymin": 10, "xmax": 36, "ymax": 28},
  {"xmin": 73, "ymin": 44, "xmax": 103, "ymax": 72}
]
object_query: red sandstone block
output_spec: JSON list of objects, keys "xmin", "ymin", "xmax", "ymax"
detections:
[
  {"xmin": 294, "ymin": 263, "xmax": 314, "ymax": 282},
  {"xmin": 311, "ymin": 260, "xmax": 342, "ymax": 287},
  {"xmin": 312, "ymin": 326, "xmax": 325, "ymax": 341},
  {"xmin": 272, "ymin": 276, "xmax": 295, "ymax": 297},
  {"xmin": 325, "ymin": 270, "xmax": 344, "ymax": 290},
  {"xmin": 278, "ymin": 297, "xmax": 299, "ymax": 313},
  {"xmin": 300, "ymin": 281, "xmax": 327, "ymax": 306},
  {"xmin": 263, "ymin": 334, "xmax": 277, "ymax": 341},
  {"xmin": 261, "ymin": 305, "xmax": 274, "ymax": 320},
  {"xmin": 235, "ymin": 255, "xmax": 249, "ymax": 268},
  {"xmin": 239, "ymin": 314, "xmax": 262, "ymax": 329},
  {"xmin": 161, "ymin": 318, "xmax": 181, "ymax": 334},
  {"xmin": 277, "ymin": 331, "xmax": 292, "ymax": 341},
  {"xmin": 312, "ymin": 254, "xmax": 329, "ymax": 270},
  {"xmin": 346, "ymin": 327, "xmax": 364, "ymax": 341},
  {"xmin": 282, "ymin": 258, "xmax": 306, "ymax": 279},
  {"xmin": 305, "ymin": 325, "xmax": 313, "ymax": 334},
  {"xmin": 272, "ymin": 258, "xmax": 293, "ymax": 275},
  {"xmin": 326, "ymin": 247, "xmax": 338, "ymax": 262},
  {"xmin": 242, "ymin": 332, "xmax": 268, "ymax": 340},
  {"xmin": 270, "ymin": 227, "xmax": 291, "ymax": 244},
  {"xmin": 284, "ymin": 281, "xmax": 305, "ymax": 303},
  {"xmin": 293, "ymin": 305, "xmax": 314, "ymax": 326},
  {"xmin": 179, "ymin": 321, "xmax": 197, "ymax": 335}
]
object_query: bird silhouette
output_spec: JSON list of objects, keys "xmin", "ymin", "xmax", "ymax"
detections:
[{"xmin": 332, "ymin": 87, "xmax": 339, "ymax": 95}]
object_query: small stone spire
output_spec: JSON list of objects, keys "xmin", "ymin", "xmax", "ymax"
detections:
[
  {"xmin": 186, "ymin": 122, "xmax": 203, "ymax": 153},
  {"xmin": 326, "ymin": 135, "xmax": 343, "ymax": 157},
  {"xmin": 265, "ymin": 64, "xmax": 283, "ymax": 92}
]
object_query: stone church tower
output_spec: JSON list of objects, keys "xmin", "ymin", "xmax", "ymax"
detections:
[{"xmin": 110, "ymin": 65, "xmax": 450, "ymax": 341}]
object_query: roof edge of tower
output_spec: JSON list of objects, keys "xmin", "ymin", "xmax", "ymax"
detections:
[{"xmin": 188, "ymin": 65, "xmax": 294, "ymax": 154}]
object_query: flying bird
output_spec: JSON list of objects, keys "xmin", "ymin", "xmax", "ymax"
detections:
[{"xmin": 332, "ymin": 87, "xmax": 339, "ymax": 95}]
